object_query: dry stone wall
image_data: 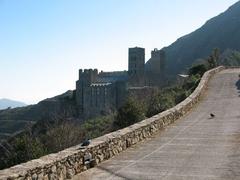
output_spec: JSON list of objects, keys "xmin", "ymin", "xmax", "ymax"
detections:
[{"xmin": 0, "ymin": 66, "xmax": 225, "ymax": 180}]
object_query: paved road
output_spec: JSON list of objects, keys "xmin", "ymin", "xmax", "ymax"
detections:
[{"xmin": 74, "ymin": 69, "xmax": 240, "ymax": 180}]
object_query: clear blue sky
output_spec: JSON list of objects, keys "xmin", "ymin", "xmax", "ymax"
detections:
[{"xmin": 0, "ymin": 0, "xmax": 238, "ymax": 104}]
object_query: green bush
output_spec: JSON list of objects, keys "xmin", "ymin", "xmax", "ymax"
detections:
[
  {"xmin": 182, "ymin": 74, "xmax": 200, "ymax": 92},
  {"xmin": 0, "ymin": 134, "xmax": 46, "ymax": 169},
  {"xmin": 189, "ymin": 63, "xmax": 208, "ymax": 76},
  {"xmin": 146, "ymin": 88, "xmax": 177, "ymax": 118},
  {"xmin": 175, "ymin": 90, "xmax": 188, "ymax": 104},
  {"xmin": 114, "ymin": 98, "xmax": 145, "ymax": 129},
  {"xmin": 82, "ymin": 115, "xmax": 114, "ymax": 139}
]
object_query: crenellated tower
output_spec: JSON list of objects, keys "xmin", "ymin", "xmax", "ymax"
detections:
[{"xmin": 76, "ymin": 69, "xmax": 98, "ymax": 116}]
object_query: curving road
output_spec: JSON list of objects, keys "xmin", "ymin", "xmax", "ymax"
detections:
[{"xmin": 74, "ymin": 69, "xmax": 240, "ymax": 180}]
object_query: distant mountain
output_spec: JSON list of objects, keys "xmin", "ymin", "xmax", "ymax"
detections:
[
  {"xmin": 0, "ymin": 91, "xmax": 77, "ymax": 140},
  {"xmin": 146, "ymin": 1, "xmax": 240, "ymax": 77},
  {"xmin": 0, "ymin": 99, "xmax": 27, "ymax": 110}
]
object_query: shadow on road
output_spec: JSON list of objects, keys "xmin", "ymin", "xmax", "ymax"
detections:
[
  {"xmin": 235, "ymin": 80, "xmax": 240, "ymax": 97},
  {"xmin": 236, "ymin": 80, "xmax": 240, "ymax": 90}
]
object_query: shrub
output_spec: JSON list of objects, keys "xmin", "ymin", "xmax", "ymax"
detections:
[
  {"xmin": 189, "ymin": 63, "xmax": 208, "ymax": 76},
  {"xmin": 114, "ymin": 98, "xmax": 145, "ymax": 129},
  {"xmin": 82, "ymin": 115, "xmax": 114, "ymax": 139},
  {"xmin": 146, "ymin": 89, "xmax": 176, "ymax": 118},
  {"xmin": 0, "ymin": 134, "xmax": 46, "ymax": 169}
]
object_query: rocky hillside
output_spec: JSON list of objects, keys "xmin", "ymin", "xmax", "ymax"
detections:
[
  {"xmin": 0, "ymin": 91, "xmax": 77, "ymax": 140},
  {"xmin": 146, "ymin": 1, "xmax": 240, "ymax": 77}
]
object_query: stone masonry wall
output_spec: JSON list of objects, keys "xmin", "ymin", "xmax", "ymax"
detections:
[{"xmin": 0, "ymin": 66, "xmax": 225, "ymax": 180}]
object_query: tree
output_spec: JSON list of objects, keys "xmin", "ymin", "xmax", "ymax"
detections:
[
  {"xmin": 208, "ymin": 48, "xmax": 220, "ymax": 68},
  {"xmin": 114, "ymin": 98, "xmax": 145, "ymax": 129},
  {"xmin": 146, "ymin": 93, "xmax": 162, "ymax": 117},
  {"xmin": 82, "ymin": 115, "xmax": 114, "ymax": 139},
  {"xmin": 0, "ymin": 133, "xmax": 46, "ymax": 169},
  {"xmin": 188, "ymin": 63, "xmax": 208, "ymax": 76},
  {"xmin": 146, "ymin": 88, "xmax": 179, "ymax": 118},
  {"xmin": 213, "ymin": 48, "xmax": 220, "ymax": 64},
  {"xmin": 42, "ymin": 120, "xmax": 84, "ymax": 153},
  {"xmin": 38, "ymin": 111, "xmax": 84, "ymax": 153}
]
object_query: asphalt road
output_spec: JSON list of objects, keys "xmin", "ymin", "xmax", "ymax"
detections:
[{"xmin": 73, "ymin": 69, "xmax": 240, "ymax": 180}]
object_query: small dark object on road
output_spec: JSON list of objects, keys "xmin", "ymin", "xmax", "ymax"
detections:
[
  {"xmin": 210, "ymin": 113, "xmax": 215, "ymax": 118},
  {"xmin": 81, "ymin": 139, "xmax": 91, "ymax": 147}
]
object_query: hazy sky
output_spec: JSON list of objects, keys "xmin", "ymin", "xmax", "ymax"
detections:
[{"xmin": 0, "ymin": 0, "xmax": 238, "ymax": 104}]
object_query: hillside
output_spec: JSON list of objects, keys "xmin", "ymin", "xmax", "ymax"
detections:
[
  {"xmin": 0, "ymin": 91, "xmax": 77, "ymax": 140},
  {"xmin": 146, "ymin": 1, "xmax": 240, "ymax": 77},
  {"xmin": 0, "ymin": 99, "xmax": 26, "ymax": 110}
]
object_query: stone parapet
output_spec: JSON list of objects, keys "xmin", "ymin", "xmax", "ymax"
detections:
[{"xmin": 0, "ymin": 66, "xmax": 225, "ymax": 180}]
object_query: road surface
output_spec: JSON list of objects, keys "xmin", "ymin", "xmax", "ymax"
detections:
[{"xmin": 73, "ymin": 69, "xmax": 240, "ymax": 180}]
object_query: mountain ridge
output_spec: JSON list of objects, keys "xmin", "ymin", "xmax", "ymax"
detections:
[
  {"xmin": 0, "ymin": 98, "xmax": 27, "ymax": 110},
  {"xmin": 146, "ymin": 1, "xmax": 240, "ymax": 77}
]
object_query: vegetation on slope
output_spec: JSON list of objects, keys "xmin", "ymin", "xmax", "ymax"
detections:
[
  {"xmin": 219, "ymin": 49, "xmax": 240, "ymax": 66},
  {"xmin": 0, "ymin": 49, "xmax": 239, "ymax": 169},
  {"xmin": 0, "ymin": 90, "xmax": 77, "ymax": 140}
]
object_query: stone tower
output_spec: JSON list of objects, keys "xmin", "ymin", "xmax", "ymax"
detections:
[
  {"xmin": 145, "ymin": 48, "xmax": 166, "ymax": 86},
  {"xmin": 147, "ymin": 48, "xmax": 165, "ymax": 74},
  {"xmin": 128, "ymin": 47, "xmax": 145, "ymax": 86},
  {"xmin": 76, "ymin": 69, "xmax": 98, "ymax": 116}
]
